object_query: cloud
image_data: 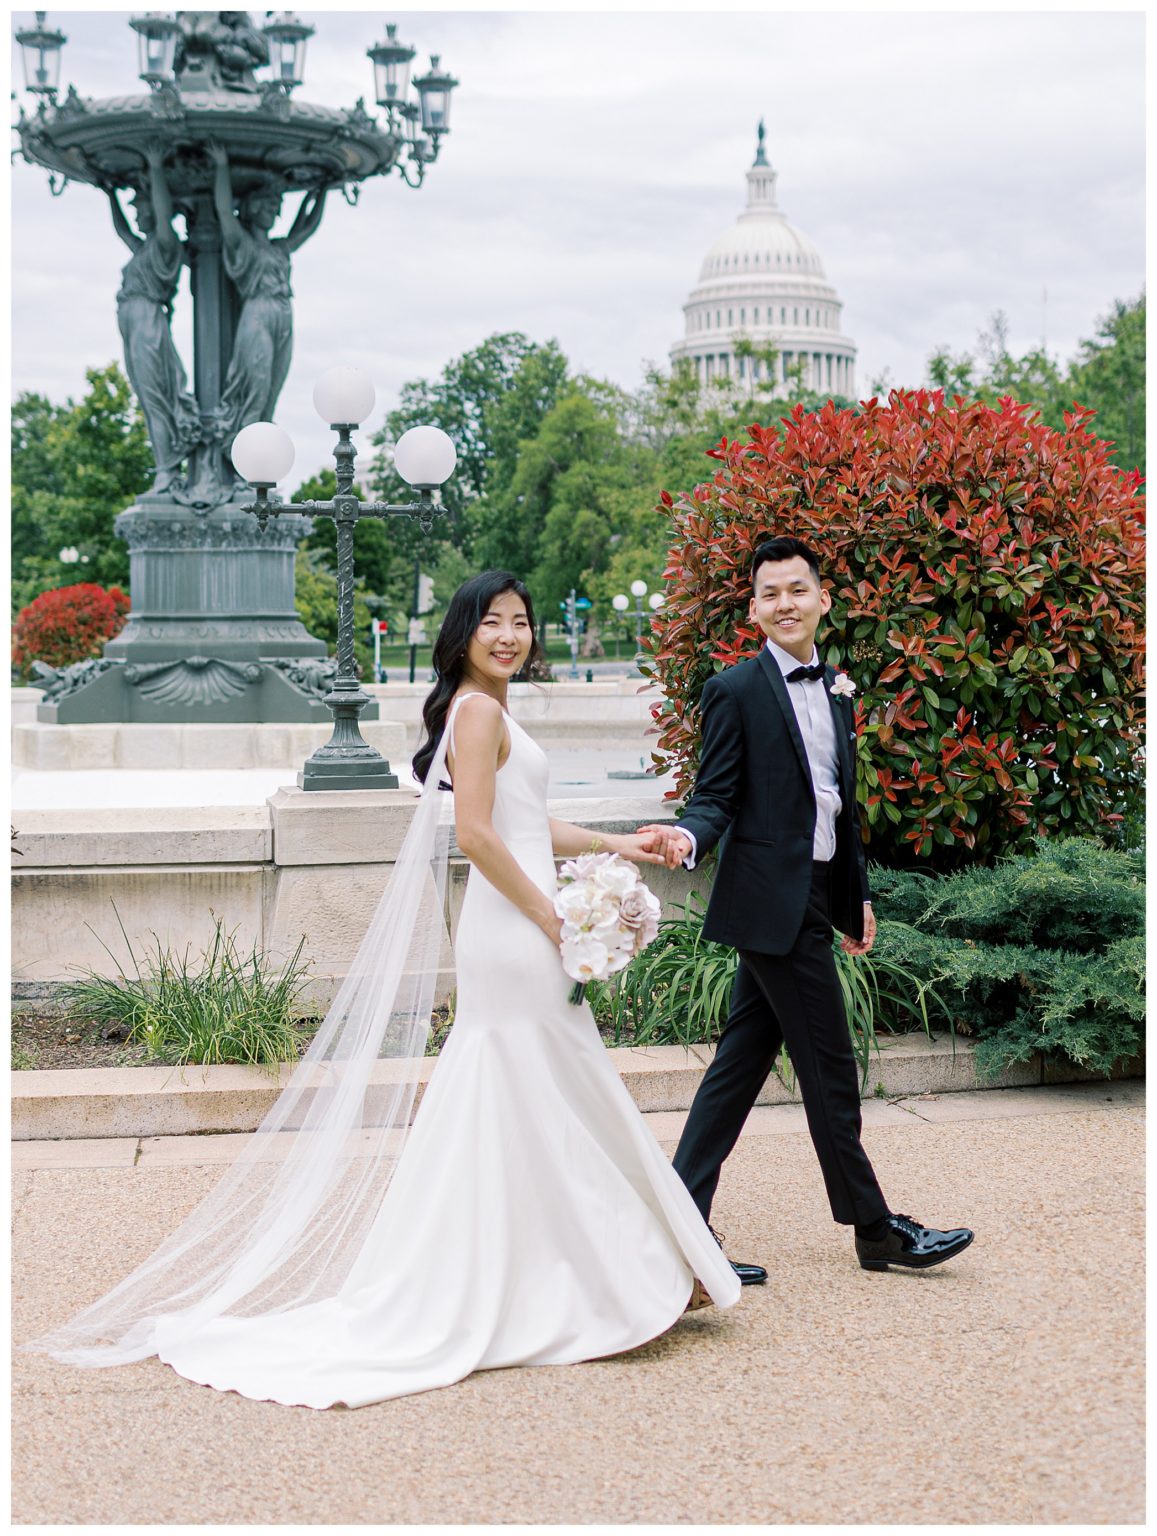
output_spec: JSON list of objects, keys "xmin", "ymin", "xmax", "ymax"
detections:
[{"xmin": 11, "ymin": 8, "xmax": 1144, "ymax": 480}]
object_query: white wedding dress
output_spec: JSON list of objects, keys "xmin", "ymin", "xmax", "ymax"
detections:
[{"xmin": 152, "ymin": 693, "xmax": 740, "ymax": 1408}]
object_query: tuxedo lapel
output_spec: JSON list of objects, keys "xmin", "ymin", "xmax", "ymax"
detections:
[
  {"xmin": 824, "ymin": 672, "xmax": 855, "ymax": 800},
  {"xmin": 756, "ymin": 646, "xmax": 813, "ymax": 795}
]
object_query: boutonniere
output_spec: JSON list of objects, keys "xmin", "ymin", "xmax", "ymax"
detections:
[{"xmin": 831, "ymin": 673, "xmax": 857, "ymax": 700}]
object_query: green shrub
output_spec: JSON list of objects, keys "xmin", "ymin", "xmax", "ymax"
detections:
[
  {"xmin": 60, "ymin": 908, "xmax": 311, "ymax": 1069},
  {"xmin": 870, "ymin": 837, "xmax": 1144, "ymax": 1076}
]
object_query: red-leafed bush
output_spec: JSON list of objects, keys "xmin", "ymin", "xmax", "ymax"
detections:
[
  {"xmin": 12, "ymin": 583, "xmax": 131, "ymax": 678},
  {"xmin": 645, "ymin": 390, "xmax": 1145, "ymax": 868}
]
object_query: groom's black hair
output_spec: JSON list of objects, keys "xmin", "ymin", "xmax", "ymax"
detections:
[{"xmin": 751, "ymin": 536, "xmax": 822, "ymax": 589}]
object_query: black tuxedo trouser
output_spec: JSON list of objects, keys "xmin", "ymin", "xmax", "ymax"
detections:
[{"xmin": 673, "ymin": 861, "xmax": 889, "ymax": 1227}]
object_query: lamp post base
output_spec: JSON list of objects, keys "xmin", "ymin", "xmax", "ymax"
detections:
[{"xmin": 298, "ymin": 755, "xmax": 400, "ymax": 791}]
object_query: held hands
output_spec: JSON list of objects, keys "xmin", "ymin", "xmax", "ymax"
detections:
[
  {"xmin": 613, "ymin": 831, "xmax": 670, "ymax": 867},
  {"xmin": 840, "ymin": 903, "xmax": 876, "ymax": 957},
  {"xmin": 637, "ymin": 824, "xmax": 693, "ymax": 870}
]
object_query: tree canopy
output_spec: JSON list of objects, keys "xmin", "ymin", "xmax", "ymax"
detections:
[{"xmin": 12, "ymin": 363, "xmax": 153, "ymax": 615}]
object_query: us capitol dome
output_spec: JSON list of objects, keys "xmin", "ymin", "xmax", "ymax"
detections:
[{"xmin": 670, "ymin": 123, "xmax": 856, "ymax": 398}]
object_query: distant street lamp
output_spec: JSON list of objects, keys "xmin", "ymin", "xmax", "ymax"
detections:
[
  {"xmin": 629, "ymin": 578, "xmax": 649, "ymax": 652},
  {"xmin": 611, "ymin": 591, "xmax": 630, "ymax": 660},
  {"xmin": 233, "ymin": 366, "xmax": 456, "ymax": 791},
  {"xmin": 58, "ymin": 546, "xmax": 80, "ymax": 565}
]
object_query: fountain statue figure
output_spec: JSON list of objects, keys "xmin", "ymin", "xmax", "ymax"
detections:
[
  {"xmin": 173, "ymin": 11, "xmax": 269, "ymax": 93},
  {"xmin": 209, "ymin": 142, "xmax": 326, "ymax": 464},
  {"xmin": 106, "ymin": 142, "xmax": 201, "ymax": 497}
]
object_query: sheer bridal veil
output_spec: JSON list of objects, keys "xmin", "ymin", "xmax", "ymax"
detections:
[{"xmin": 23, "ymin": 728, "xmax": 457, "ymax": 1367}]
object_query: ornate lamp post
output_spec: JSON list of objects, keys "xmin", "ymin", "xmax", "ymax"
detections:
[
  {"xmin": 232, "ymin": 368, "xmax": 456, "ymax": 790},
  {"xmin": 15, "ymin": 12, "xmax": 459, "ymax": 729},
  {"xmin": 15, "ymin": 11, "xmax": 66, "ymax": 99}
]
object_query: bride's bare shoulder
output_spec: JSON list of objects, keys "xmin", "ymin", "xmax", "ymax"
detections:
[{"xmin": 450, "ymin": 691, "xmax": 503, "ymax": 724}]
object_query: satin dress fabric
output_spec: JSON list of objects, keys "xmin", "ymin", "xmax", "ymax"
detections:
[{"xmin": 154, "ymin": 694, "xmax": 740, "ymax": 1408}]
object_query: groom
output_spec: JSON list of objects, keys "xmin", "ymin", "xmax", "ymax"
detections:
[{"xmin": 643, "ymin": 536, "xmax": 973, "ymax": 1278}]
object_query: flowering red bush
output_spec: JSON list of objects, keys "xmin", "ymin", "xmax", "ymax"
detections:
[
  {"xmin": 12, "ymin": 583, "xmax": 131, "ymax": 678},
  {"xmin": 645, "ymin": 390, "xmax": 1145, "ymax": 868}
]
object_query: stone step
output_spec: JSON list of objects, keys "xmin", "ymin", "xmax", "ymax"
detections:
[{"xmin": 11, "ymin": 1034, "xmax": 1141, "ymax": 1141}]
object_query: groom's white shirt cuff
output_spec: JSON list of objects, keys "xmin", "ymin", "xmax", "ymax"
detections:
[{"xmin": 680, "ymin": 829, "xmax": 699, "ymax": 870}]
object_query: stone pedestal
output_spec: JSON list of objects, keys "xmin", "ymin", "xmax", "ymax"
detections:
[{"xmin": 107, "ymin": 493, "xmax": 323, "ymax": 664}]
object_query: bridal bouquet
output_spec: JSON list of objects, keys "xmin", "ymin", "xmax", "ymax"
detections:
[{"xmin": 554, "ymin": 851, "xmax": 662, "ymax": 1005}]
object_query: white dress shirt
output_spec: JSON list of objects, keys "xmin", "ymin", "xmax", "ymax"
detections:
[{"xmin": 681, "ymin": 639, "xmax": 842, "ymax": 868}]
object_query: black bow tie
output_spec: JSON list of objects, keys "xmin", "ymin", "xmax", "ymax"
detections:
[{"xmin": 786, "ymin": 661, "xmax": 826, "ymax": 683}]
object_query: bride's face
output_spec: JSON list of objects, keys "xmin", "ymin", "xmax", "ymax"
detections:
[{"xmin": 464, "ymin": 590, "xmax": 533, "ymax": 684}]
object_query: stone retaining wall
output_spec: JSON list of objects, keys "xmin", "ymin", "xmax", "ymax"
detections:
[{"xmin": 12, "ymin": 791, "xmax": 704, "ymax": 1014}]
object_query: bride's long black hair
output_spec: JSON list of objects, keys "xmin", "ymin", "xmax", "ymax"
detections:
[{"xmin": 412, "ymin": 570, "xmax": 546, "ymax": 784}]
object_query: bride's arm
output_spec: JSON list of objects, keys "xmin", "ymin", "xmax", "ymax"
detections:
[
  {"xmin": 451, "ymin": 696, "xmax": 563, "ymax": 944},
  {"xmin": 548, "ymin": 819, "xmax": 665, "ymax": 864}
]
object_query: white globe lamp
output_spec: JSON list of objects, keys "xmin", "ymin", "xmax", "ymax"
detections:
[
  {"xmin": 312, "ymin": 366, "xmax": 376, "ymax": 426},
  {"xmin": 630, "ymin": 578, "xmax": 648, "ymax": 598},
  {"xmin": 393, "ymin": 425, "xmax": 457, "ymax": 488},
  {"xmin": 649, "ymin": 591, "xmax": 664, "ymax": 610},
  {"xmin": 231, "ymin": 421, "xmax": 296, "ymax": 487},
  {"xmin": 612, "ymin": 593, "xmax": 629, "ymax": 612}
]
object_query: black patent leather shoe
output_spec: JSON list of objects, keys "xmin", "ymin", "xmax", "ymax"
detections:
[
  {"xmin": 856, "ymin": 1213, "xmax": 974, "ymax": 1272},
  {"xmin": 709, "ymin": 1225, "xmax": 767, "ymax": 1285}
]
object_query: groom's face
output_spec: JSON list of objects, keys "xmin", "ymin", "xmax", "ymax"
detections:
[{"xmin": 748, "ymin": 555, "xmax": 831, "ymax": 662}]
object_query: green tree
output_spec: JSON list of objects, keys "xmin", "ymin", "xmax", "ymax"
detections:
[
  {"xmin": 1068, "ymin": 294, "xmax": 1145, "ymax": 476},
  {"xmin": 473, "ymin": 387, "xmax": 627, "ymax": 600},
  {"xmin": 12, "ymin": 364, "xmax": 153, "ymax": 614},
  {"xmin": 370, "ymin": 332, "xmax": 569, "ymax": 522}
]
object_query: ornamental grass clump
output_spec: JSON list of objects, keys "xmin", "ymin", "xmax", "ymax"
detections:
[
  {"xmin": 60, "ymin": 907, "xmax": 311, "ymax": 1069},
  {"xmin": 645, "ymin": 390, "xmax": 1145, "ymax": 869}
]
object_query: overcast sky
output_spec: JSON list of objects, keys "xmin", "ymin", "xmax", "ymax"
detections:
[{"xmin": 9, "ymin": 6, "xmax": 1146, "ymax": 486}]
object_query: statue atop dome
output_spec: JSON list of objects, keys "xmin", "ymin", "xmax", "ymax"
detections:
[{"xmin": 753, "ymin": 118, "xmax": 770, "ymax": 168}]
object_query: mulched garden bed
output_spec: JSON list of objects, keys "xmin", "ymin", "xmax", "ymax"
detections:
[
  {"xmin": 11, "ymin": 1008, "xmax": 645, "ymax": 1071},
  {"xmin": 10, "ymin": 1006, "xmax": 475, "ymax": 1071}
]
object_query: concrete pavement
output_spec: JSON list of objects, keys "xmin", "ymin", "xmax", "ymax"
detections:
[{"xmin": 12, "ymin": 1080, "xmax": 1144, "ymax": 1524}]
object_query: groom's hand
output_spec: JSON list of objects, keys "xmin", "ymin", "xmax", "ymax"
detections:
[
  {"xmin": 840, "ymin": 903, "xmax": 876, "ymax": 956},
  {"xmin": 638, "ymin": 824, "xmax": 693, "ymax": 869}
]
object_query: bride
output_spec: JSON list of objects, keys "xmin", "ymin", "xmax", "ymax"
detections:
[{"xmin": 24, "ymin": 570, "xmax": 740, "ymax": 1409}]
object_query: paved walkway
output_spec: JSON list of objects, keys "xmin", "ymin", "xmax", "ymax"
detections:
[{"xmin": 12, "ymin": 1082, "xmax": 1144, "ymax": 1524}]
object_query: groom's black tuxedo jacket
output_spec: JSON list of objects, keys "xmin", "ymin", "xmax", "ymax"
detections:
[{"xmin": 677, "ymin": 646, "xmax": 871, "ymax": 955}]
